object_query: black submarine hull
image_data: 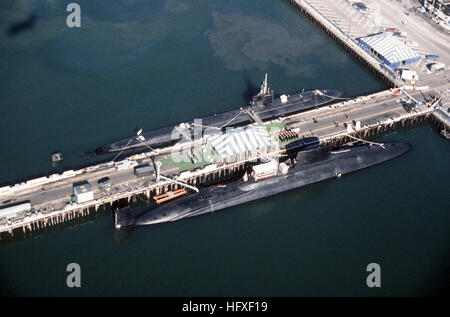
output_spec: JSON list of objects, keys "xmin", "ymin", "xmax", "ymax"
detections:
[
  {"xmin": 95, "ymin": 89, "xmax": 341, "ymax": 154},
  {"xmin": 121, "ymin": 142, "xmax": 410, "ymax": 227}
]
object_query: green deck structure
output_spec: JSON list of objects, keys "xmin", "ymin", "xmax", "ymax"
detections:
[
  {"xmin": 161, "ymin": 145, "xmax": 219, "ymax": 171},
  {"xmin": 265, "ymin": 121, "xmax": 299, "ymax": 144},
  {"xmin": 266, "ymin": 121, "xmax": 286, "ymax": 134}
]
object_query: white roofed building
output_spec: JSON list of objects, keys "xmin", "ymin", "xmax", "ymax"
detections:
[
  {"xmin": 205, "ymin": 124, "xmax": 278, "ymax": 163},
  {"xmin": 73, "ymin": 182, "xmax": 94, "ymax": 203},
  {"xmin": 359, "ymin": 33, "xmax": 420, "ymax": 68}
]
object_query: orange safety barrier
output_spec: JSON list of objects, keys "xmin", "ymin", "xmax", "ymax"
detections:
[{"xmin": 153, "ymin": 188, "xmax": 188, "ymax": 204}]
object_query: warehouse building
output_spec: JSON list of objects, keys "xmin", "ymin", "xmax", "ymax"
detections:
[
  {"xmin": 205, "ymin": 124, "xmax": 278, "ymax": 163},
  {"xmin": 0, "ymin": 201, "xmax": 31, "ymax": 220},
  {"xmin": 359, "ymin": 33, "xmax": 420, "ymax": 68},
  {"xmin": 134, "ymin": 164, "xmax": 155, "ymax": 178},
  {"xmin": 73, "ymin": 182, "xmax": 94, "ymax": 203}
]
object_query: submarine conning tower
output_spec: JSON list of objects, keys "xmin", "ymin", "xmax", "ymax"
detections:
[
  {"xmin": 284, "ymin": 137, "xmax": 331, "ymax": 165},
  {"xmin": 251, "ymin": 73, "xmax": 273, "ymax": 109},
  {"xmin": 295, "ymin": 143, "xmax": 331, "ymax": 166}
]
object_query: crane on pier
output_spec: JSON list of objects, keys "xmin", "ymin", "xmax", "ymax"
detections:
[
  {"xmin": 153, "ymin": 160, "xmax": 199, "ymax": 193},
  {"xmin": 134, "ymin": 131, "xmax": 199, "ymax": 194}
]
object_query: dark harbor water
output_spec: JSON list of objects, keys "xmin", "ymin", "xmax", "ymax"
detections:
[{"xmin": 0, "ymin": 0, "xmax": 448, "ymax": 296}]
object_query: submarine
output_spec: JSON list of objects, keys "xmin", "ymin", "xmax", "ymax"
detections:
[
  {"xmin": 117, "ymin": 140, "xmax": 411, "ymax": 228},
  {"xmin": 95, "ymin": 74, "xmax": 342, "ymax": 154}
]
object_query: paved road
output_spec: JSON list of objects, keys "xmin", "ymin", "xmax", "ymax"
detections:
[{"xmin": 284, "ymin": 85, "xmax": 445, "ymax": 139}]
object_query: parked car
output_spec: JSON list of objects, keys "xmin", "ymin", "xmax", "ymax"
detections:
[
  {"xmin": 352, "ymin": 2, "xmax": 368, "ymax": 11},
  {"xmin": 386, "ymin": 27, "xmax": 400, "ymax": 33},
  {"xmin": 392, "ymin": 32, "xmax": 407, "ymax": 38},
  {"xmin": 405, "ymin": 40, "xmax": 419, "ymax": 47}
]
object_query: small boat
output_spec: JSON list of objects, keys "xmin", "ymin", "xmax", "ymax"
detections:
[{"xmin": 51, "ymin": 152, "xmax": 63, "ymax": 163}]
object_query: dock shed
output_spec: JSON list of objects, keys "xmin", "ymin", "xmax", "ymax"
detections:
[
  {"xmin": 134, "ymin": 164, "xmax": 155, "ymax": 178},
  {"xmin": 252, "ymin": 161, "xmax": 278, "ymax": 181},
  {"xmin": 400, "ymin": 69, "xmax": 419, "ymax": 82},
  {"xmin": 73, "ymin": 182, "xmax": 94, "ymax": 203},
  {"xmin": 358, "ymin": 33, "xmax": 420, "ymax": 68},
  {"xmin": 0, "ymin": 201, "xmax": 31, "ymax": 220},
  {"xmin": 427, "ymin": 62, "xmax": 446, "ymax": 73}
]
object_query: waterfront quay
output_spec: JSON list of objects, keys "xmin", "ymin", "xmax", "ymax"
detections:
[
  {"xmin": 1, "ymin": 0, "xmax": 449, "ymax": 236},
  {"xmin": 288, "ymin": 0, "xmax": 449, "ymax": 126}
]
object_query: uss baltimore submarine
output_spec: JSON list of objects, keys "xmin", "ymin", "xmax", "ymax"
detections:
[{"xmin": 116, "ymin": 138, "xmax": 411, "ymax": 228}]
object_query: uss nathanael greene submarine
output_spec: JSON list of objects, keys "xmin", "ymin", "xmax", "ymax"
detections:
[
  {"xmin": 95, "ymin": 74, "xmax": 341, "ymax": 154},
  {"xmin": 116, "ymin": 139, "xmax": 411, "ymax": 228}
]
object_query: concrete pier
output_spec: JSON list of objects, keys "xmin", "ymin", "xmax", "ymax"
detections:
[{"xmin": 0, "ymin": 88, "xmax": 442, "ymax": 235}]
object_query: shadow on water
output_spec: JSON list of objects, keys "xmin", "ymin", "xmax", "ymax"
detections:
[
  {"xmin": 0, "ymin": 148, "xmax": 136, "ymax": 188},
  {"xmin": 7, "ymin": 13, "xmax": 38, "ymax": 37},
  {"xmin": 241, "ymin": 74, "xmax": 260, "ymax": 103},
  {"xmin": 0, "ymin": 213, "xmax": 101, "ymax": 246}
]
